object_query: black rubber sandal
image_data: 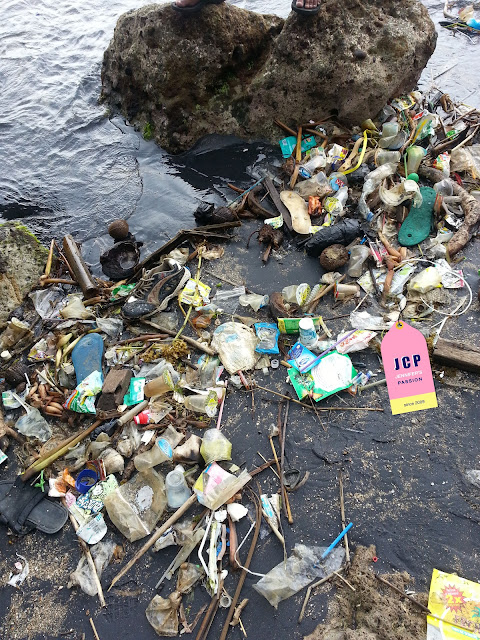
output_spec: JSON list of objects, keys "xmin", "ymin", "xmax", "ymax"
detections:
[
  {"xmin": 172, "ymin": 0, "xmax": 225, "ymax": 15},
  {"xmin": 291, "ymin": 0, "xmax": 321, "ymax": 15},
  {"xmin": 0, "ymin": 477, "xmax": 68, "ymax": 535}
]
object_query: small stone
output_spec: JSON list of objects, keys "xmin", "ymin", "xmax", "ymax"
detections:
[{"xmin": 354, "ymin": 49, "xmax": 367, "ymax": 60}]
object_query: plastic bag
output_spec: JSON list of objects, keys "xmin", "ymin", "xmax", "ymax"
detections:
[
  {"xmin": 104, "ymin": 469, "xmax": 167, "ymax": 542},
  {"xmin": 63, "ymin": 370, "xmax": 103, "ymax": 414},
  {"xmin": 254, "ymin": 544, "xmax": 345, "ymax": 609},
  {"xmin": 305, "ymin": 219, "xmax": 362, "ymax": 257},
  {"xmin": 96, "ymin": 317, "xmax": 123, "ymax": 338},
  {"xmin": 60, "ymin": 295, "xmax": 95, "ymax": 320},
  {"xmin": 146, "ymin": 592, "xmax": 182, "ymax": 637},
  {"xmin": 350, "ymin": 310, "xmax": 398, "ymax": 331},
  {"xmin": 213, "ymin": 286, "xmax": 246, "ymax": 314},
  {"xmin": 407, "ymin": 267, "xmax": 442, "ymax": 294},
  {"xmin": 29, "ymin": 287, "xmax": 64, "ymax": 320},
  {"xmin": 177, "ymin": 562, "xmax": 204, "ymax": 594},
  {"xmin": 16, "ymin": 407, "xmax": 52, "ymax": 442},
  {"xmin": 238, "ymin": 293, "xmax": 269, "ymax": 312},
  {"xmin": 68, "ymin": 539, "xmax": 116, "ymax": 597},
  {"xmin": 451, "ymin": 145, "xmax": 480, "ymax": 178},
  {"xmin": 211, "ymin": 322, "xmax": 258, "ymax": 374},
  {"xmin": 255, "ymin": 323, "xmax": 280, "ymax": 354},
  {"xmin": 200, "ymin": 429, "xmax": 232, "ymax": 465}
]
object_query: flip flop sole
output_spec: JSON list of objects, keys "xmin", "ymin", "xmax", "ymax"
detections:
[
  {"xmin": 71, "ymin": 333, "xmax": 105, "ymax": 385},
  {"xmin": 398, "ymin": 187, "xmax": 437, "ymax": 247}
]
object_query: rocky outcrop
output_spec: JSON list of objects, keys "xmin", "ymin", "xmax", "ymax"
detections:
[
  {"xmin": 0, "ymin": 224, "xmax": 48, "ymax": 328},
  {"xmin": 101, "ymin": 0, "xmax": 437, "ymax": 153}
]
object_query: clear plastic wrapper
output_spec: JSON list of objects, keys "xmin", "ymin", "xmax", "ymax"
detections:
[
  {"xmin": 16, "ymin": 406, "xmax": 52, "ymax": 441},
  {"xmin": 200, "ymin": 429, "xmax": 232, "ymax": 464},
  {"xmin": 211, "ymin": 322, "xmax": 258, "ymax": 374}
]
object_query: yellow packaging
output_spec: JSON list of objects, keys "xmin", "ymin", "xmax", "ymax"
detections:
[{"xmin": 427, "ymin": 569, "xmax": 480, "ymax": 639}]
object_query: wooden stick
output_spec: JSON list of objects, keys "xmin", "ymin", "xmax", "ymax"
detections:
[
  {"xmin": 375, "ymin": 574, "xmax": 430, "ymax": 614},
  {"xmin": 41, "ymin": 278, "xmax": 77, "ymax": 286},
  {"xmin": 43, "ymin": 239, "xmax": 55, "ymax": 278},
  {"xmin": 273, "ymin": 118, "xmax": 297, "ymax": 137},
  {"xmin": 338, "ymin": 471, "xmax": 350, "ymax": 566},
  {"xmin": 253, "ymin": 384, "xmax": 383, "ymax": 412},
  {"xmin": 22, "ymin": 419, "xmax": 104, "ymax": 482},
  {"xmin": 219, "ymin": 491, "xmax": 261, "ymax": 640},
  {"xmin": 108, "ymin": 493, "xmax": 197, "ymax": 591},
  {"xmin": 89, "ymin": 618, "xmax": 101, "ymax": 640},
  {"xmin": 298, "ymin": 570, "xmax": 340, "ymax": 623},
  {"xmin": 66, "ymin": 507, "xmax": 106, "ymax": 607},
  {"xmin": 289, "ymin": 127, "xmax": 302, "ymax": 189},
  {"xmin": 143, "ymin": 321, "xmax": 215, "ymax": 356},
  {"xmin": 258, "ymin": 451, "xmax": 280, "ymax": 479},
  {"xmin": 334, "ymin": 571, "xmax": 355, "ymax": 592},
  {"xmin": 280, "ymin": 402, "xmax": 293, "ymax": 524}
]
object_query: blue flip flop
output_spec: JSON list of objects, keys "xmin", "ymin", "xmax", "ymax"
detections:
[
  {"xmin": 291, "ymin": 0, "xmax": 321, "ymax": 15},
  {"xmin": 71, "ymin": 333, "xmax": 105, "ymax": 385},
  {"xmin": 172, "ymin": 0, "xmax": 225, "ymax": 14}
]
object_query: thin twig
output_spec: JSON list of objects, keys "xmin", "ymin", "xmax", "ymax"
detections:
[
  {"xmin": 89, "ymin": 618, "xmax": 101, "ymax": 640},
  {"xmin": 375, "ymin": 574, "xmax": 430, "ymax": 614},
  {"xmin": 338, "ymin": 471, "xmax": 350, "ymax": 566},
  {"xmin": 298, "ymin": 570, "xmax": 341, "ymax": 623}
]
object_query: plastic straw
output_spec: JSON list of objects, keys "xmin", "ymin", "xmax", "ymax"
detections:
[{"xmin": 321, "ymin": 522, "xmax": 353, "ymax": 560}]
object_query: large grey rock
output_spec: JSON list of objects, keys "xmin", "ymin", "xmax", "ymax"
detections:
[
  {"xmin": 0, "ymin": 224, "xmax": 48, "ymax": 328},
  {"xmin": 101, "ymin": 0, "xmax": 437, "ymax": 153}
]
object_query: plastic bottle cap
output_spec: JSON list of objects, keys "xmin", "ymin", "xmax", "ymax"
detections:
[
  {"xmin": 406, "ymin": 173, "xmax": 419, "ymax": 183},
  {"xmin": 75, "ymin": 469, "xmax": 99, "ymax": 494}
]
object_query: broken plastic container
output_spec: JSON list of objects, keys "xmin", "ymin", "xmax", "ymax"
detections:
[{"xmin": 134, "ymin": 424, "xmax": 184, "ymax": 471}]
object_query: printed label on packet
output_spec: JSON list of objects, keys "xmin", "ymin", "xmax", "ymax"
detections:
[
  {"xmin": 156, "ymin": 438, "xmax": 173, "ymax": 459},
  {"xmin": 381, "ymin": 321, "xmax": 437, "ymax": 415}
]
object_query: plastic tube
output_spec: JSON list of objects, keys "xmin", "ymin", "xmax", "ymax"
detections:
[{"xmin": 321, "ymin": 522, "xmax": 353, "ymax": 559}]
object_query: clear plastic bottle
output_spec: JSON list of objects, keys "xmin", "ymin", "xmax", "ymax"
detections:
[
  {"xmin": 134, "ymin": 425, "xmax": 184, "ymax": 471},
  {"xmin": 323, "ymin": 186, "xmax": 348, "ymax": 216},
  {"xmin": 347, "ymin": 245, "xmax": 371, "ymax": 278},
  {"xmin": 303, "ymin": 147, "xmax": 327, "ymax": 173},
  {"xmin": 165, "ymin": 465, "xmax": 191, "ymax": 510}
]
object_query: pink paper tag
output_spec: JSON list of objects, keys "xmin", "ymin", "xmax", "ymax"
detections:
[{"xmin": 381, "ymin": 321, "xmax": 438, "ymax": 415}]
